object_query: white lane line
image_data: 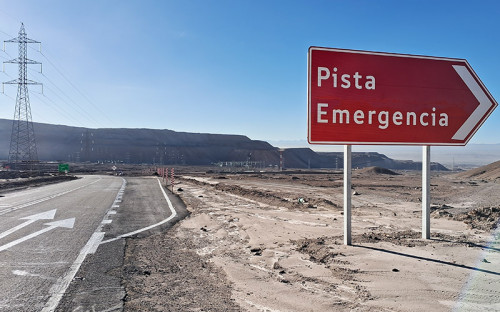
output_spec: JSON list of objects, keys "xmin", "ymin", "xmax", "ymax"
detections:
[
  {"xmin": 87, "ymin": 232, "xmax": 105, "ymax": 254},
  {"xmin": 100, "ymin": 178, "xmax": 177, "ymax": 245},
  {"xmin": 0, "ymin": 177, "xmax": 102, "ymax": 216},
  {"xmin": 41, "ymin": 231, "xmax": 105, "ymax": 312},
  {"xmin": 41, "ymin": 177, "xmax": 126, "ymax": 312}
]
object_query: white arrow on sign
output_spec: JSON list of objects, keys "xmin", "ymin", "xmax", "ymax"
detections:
[
  {"xmin": 0, "ymin": 209, "xmax": 57, "ymax": 240},
  {"xmin": 452, "ymin": 65, "xmax": 496, "ymax": 140},
  {"xmin": 0, "ymin": 218, "xmax": 75, "ymax": 252}
]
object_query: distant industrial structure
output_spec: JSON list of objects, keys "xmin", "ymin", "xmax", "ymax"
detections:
[{"xmin": 2, "ymin": 23, "xmax": 42, "ymax": 170}]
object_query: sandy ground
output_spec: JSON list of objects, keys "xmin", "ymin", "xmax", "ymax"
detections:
[{"xmin": 122, "ymin": 169, "xmax": 500, "ymax": 311}]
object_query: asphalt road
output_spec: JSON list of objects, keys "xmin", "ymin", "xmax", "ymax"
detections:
[
  {"xmin": 56, "ymin": 176, "xmax": 188, "ymax": 312},
  {"xmin": 0, "ymin": 175, "xmax": 123, "ymax": 311},
  {"xmin": 0, "ymin": 175, "xmax": 186, "ymax": 312}
]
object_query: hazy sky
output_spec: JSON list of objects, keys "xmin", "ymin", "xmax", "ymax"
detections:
[{"xmin": 0, "ymin": 0, "xmax": 499, "ymax": 145}]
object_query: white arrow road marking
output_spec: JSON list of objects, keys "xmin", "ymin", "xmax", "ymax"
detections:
[
  {"xmin": 12, "ymin": 269, "xmax": 42, "ymax": 277},
  {"xmin": 452, "ymin": 65, "xmax": 496, "ymax": 140},
  {"xmin": 12, "ymin": 269, "xmax": 56, "ymax": 280},
  {"xmin": 0, "ymin": 209, "xmax": 57, "ymax": 240},
  {"xmin": 0, "ymin": 218, "xmax": 75, "ymax": 252}
]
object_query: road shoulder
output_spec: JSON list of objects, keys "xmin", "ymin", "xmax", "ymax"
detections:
[{"xmin": 55, "ymin": 176, "xmax": 188, "ymax": 311}]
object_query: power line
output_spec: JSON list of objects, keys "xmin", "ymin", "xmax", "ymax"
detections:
[
  {"xmin": 30, "ymin": 91, "xmax": 86, "ymax": 127},
  {"xmin": 32, "ymin": 69, "xmax": 102, "ymax": 127},
  {"xmin": 0, "ymin": 9, "xmax": 21, "ymax": 27},
  {"xmin": 0, "ymin": 29, "xmax": 15, "ymax": 39},
  {"xmin": 2, "ymin": 18, "xmax": 106, "ymax": 130},
  {"xmin": 1, "ymin": 91, "xmax": 15, "ymax": 102},
  {"xmin": 38, "ymin": 50, "xmax": 114, "ymax": 125},
  {"xmin": 3, "ymin": 24, "xmax": 113, "ymax": 129}
]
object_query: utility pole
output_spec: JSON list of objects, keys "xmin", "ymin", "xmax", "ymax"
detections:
[{"xmin": 3, "ymin": 23, "xmax": 42, "ymax": 170}]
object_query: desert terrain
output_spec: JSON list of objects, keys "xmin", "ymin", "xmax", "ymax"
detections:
[{"xmin": 120, "ymin": 165, "xmax": 500, "ymax": 311}]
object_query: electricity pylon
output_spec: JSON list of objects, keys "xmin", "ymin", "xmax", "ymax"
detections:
[
  {"xmin": 3, "ymin": 23, "xmax": 42, "ymax": 170},
  {"xmin": 81, "ymin": 130, "xmax": 94, "ymax": 162}
]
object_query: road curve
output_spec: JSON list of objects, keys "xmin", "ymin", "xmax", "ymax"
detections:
[{"xmin": 54, "ymin": 176, "xmax": 188, "ymax": 312}]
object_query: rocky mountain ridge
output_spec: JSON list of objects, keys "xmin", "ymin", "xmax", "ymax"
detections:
[{"xmin": 0, "ymin": 119, "xmax": 447, "ymax": 170}]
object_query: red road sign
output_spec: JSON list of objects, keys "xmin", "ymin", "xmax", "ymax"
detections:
[{"xmin": 307, "ymin": 47, "xmax": 497, "ymax": 145}]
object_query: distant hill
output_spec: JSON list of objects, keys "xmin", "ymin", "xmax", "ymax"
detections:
[
  {"xmin": 0, "ymin": 119, "xmax": 275, "ymax": 165},
  {"xmin": 454, "ymin": 160, "xmax": 500, "ymax": 181},
  {"xmin": 282, "ymin": 149, "xmax": 448, "ymax": 171},
  {"xmin": 0, "ymin": 119, "xmax": 447, "ymax": 170},
  {"xmin": 357, "ymin": 166, "xmax": 400, "ymax": 175}
]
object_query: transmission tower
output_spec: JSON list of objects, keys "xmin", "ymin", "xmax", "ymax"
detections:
[
  {"xmin": 80, "ymin": 130, "xmax": 94, "ymax": 162},
  {"xmin": 2, "ymin": 23, "xmax": 42, "ymax": 170}
]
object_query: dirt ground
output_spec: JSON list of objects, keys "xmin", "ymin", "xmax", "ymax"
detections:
[{"xmin": 122, "ymin": 167, "xmax": 500, "ymax": 311}]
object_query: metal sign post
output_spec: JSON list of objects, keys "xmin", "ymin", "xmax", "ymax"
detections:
[
  {"xmin": 344, "ymin": 145, "xmax": 352, "ymax": 245},
  {"xmin": 422, "ymin": 146, "xmax": 431, "ymax": 239}
]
